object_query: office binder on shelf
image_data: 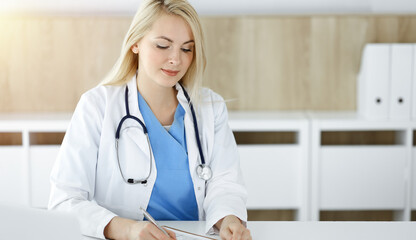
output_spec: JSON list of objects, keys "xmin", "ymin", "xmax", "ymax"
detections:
[
  {"xmin": 389, "ymin": 44, "xmax": 413, "ymax": 120},
  {"xmin": 412, "ymin": 44, "xmax": 416, "ymax": 120},
  {"xmin": 357, "ymin": 44, "xmax": 390, "ymax": 119}
]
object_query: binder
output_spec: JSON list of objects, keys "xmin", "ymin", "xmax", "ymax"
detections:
[
  {"xmin": 357, "ymin": 44, "xmax": 390, "ymax": 119},
  {"xmin": 389, "ymin": 44, "xmax": 413, "ymax": 120},
  {"xmin": 412, "ymin": 44, "xmax": 416, "ymax": 120}
]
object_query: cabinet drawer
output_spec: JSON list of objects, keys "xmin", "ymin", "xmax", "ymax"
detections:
[
  {"xmin": 30, "ymin": 146, "xmax": 60, "ymax": 208},
  {"xmin": 320, "ymin": 146, "xmax": 406, "ymax": 210},
  {"xmin": 0, "ymin": 147, "xmax": 26, "ymax": 205},
  {"xmin": 239, "ymin": 145, "xmax": 302, "ymax": 209}
]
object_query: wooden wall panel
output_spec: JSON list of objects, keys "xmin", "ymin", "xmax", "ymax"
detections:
[
  {"xmin": 1, "ymin": 15, "xmax": 416, "ymax": 112},
  {"xmin": 203, "ymin": 15, "xmax": 416, "ymax": 110},
  {"xmin": 0, "ymin": 16, "xmax": 130, "ymax": 112}
]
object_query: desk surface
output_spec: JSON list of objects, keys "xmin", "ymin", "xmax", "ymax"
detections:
[{"xmin": 82, "ymin": 221, "xmax": 416, "ymax": 240}]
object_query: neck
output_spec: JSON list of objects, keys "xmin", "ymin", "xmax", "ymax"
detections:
[{"xmin": 136, "ymin": 76, "xmax": 178, "ymax": 125}]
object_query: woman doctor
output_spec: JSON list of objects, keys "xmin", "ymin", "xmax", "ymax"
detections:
[{"xmin": 48, "ymin": 0, "xmax": 251, "ymax": 240}]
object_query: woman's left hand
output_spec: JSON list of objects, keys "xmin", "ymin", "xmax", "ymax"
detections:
[{"xmin": 216, "ymin": 215, "xmax": 252, "ymax": 240}]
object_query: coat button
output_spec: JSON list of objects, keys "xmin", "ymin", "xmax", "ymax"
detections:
[{"xmin": 197, "ymin": 187, "xmax": 201, "ymax": 190}]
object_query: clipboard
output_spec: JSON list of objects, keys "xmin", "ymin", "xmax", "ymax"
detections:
[{"xmin": 162, "ymin": 226, "xmax": 218, "ymax": 240}]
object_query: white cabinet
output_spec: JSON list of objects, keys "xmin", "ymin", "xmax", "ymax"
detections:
[
  {"xmin": 29, "ymin": 146, "xmax": 61, "ymax": 208},
  {"xmin": 412, "ymin": 127, "xmax": 416, "ymax": 212},
  {"xmin": 0, "ymin": 113, "xmax": 70, "ymax": 209},
  {"xmin": 0, "ymin": 145, "xmax": 27, "ymax": 205},
  {"xmin": 1, "ymin": 112, "xmax": 416, "ymax": 221},
  {"xmin": 309, "ymin": 111, "xmax": 413, "ymax": 221},
  {"xmin": 228, "ymin": 111, "xmax": 309, "ymax": 220}
]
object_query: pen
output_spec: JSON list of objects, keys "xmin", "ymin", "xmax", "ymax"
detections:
[{"xmin": 140, "ymin": 207, "xmax": 170, "ymax": 237}]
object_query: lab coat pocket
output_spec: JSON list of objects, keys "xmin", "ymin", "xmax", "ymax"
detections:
[{"xmin": 117, "ymin": 121, "xmax": 152, "ymax": 181}]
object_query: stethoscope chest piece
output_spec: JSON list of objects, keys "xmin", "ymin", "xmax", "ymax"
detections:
[{"xmin": 196, "ymin": 164, "xmax": 212, "ymax": 181}]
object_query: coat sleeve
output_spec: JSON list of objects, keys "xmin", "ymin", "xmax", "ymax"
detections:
[
  {"xmin": 203, "ymin": 93, "xmax": 248, "ymax": 234},
  {"xmin": 48, "ymin": 90, "xmax": 117, "ymax": 239}
]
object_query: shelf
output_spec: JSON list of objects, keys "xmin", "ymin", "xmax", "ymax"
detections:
[
  {"xmin": 228, "ymin": 111, "xmax": 307, "ymax": 131},
  {"xmin": 308, "ymin": 111, "xmax": 412, "ymax": 130},
  {"xmin": 29, "ymin": 132, "xmax": 65, "ymax": 145},
  {"xmin": 0, "ymin": 132, "xmax": 22, "ymax": 146},
  {"xmin": 234, "ymin": 131, "xmax": 298, "ymax": 145},
  {"xmin": 320, "ymin": 130, "xmax": 404, "ymax": 146}
]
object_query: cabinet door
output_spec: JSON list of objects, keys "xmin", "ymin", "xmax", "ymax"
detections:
[
  {"xmin": 412, "ymin": 147, "xmax": 416, "ymax": 209},
  {"xmin": 0, "ymin": 147, "xmax": 26, "ymax": 205},
  {"xmin": 320, "ymin": 146, "xmax": 406, "ymax": 210},
  {"xmin": 30, "ymin": 146, "xmax": 60, "ymax": 208},
  {"xmin": 239, "ymin": 145, "xmax": 301, "ymax": 209}
]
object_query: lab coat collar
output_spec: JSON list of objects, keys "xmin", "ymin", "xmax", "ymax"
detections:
[{"xmin": 174, "ymin": 82, "xmax": 190, "ymax": 109}]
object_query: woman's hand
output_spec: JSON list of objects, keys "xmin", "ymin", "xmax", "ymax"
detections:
[
  {"xmin": 104, "ymin": 216, "xmax": 176, "ymax": 240},
  {"xmin": 216, "ymin": 215, "xmax": 252, "ymax": 240}
]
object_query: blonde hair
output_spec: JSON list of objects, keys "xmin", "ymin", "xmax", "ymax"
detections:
[{"xmin": 101, "ymin": 0, "xmax": 206, "ymax": 105}]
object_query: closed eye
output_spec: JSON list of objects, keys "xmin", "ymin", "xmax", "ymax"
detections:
[
  {"xmin": 181, "ymin": 48, "xmax": 192, "ymax": 53},
  {"xmin": 156, "ymin": 45, "xmax": 169, "ymax": 49}
]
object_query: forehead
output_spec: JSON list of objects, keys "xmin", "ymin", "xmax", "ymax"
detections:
[{"xmin": 146, "ymin": 13, "xmax": 194, "ymax": 42}]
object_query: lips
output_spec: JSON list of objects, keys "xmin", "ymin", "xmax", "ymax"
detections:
[{"xmin": 162, "ymin": 69, "xmax": 179, "ymax": 77}]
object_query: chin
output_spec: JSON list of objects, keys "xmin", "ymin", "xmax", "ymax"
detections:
[
  {"xmin": 157, "ymin": 79, "xmax": 180, "ymax": 89},
  {"xmin": 157, "ymin": 76, "xmax": 182, "ymax": 88}
]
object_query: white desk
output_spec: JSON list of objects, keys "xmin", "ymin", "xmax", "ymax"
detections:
[{"xmin": 82, "ymin": 221, "xmax": 416, "ymax": 240}]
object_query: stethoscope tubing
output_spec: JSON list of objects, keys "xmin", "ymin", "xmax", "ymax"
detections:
[
  {"xmin": 177, "ymin": 82, "xmax": 206, "ymax": 166},
  {"xmin": 114, "ymin": 83, "xmax": 210, "ymax": 184}
]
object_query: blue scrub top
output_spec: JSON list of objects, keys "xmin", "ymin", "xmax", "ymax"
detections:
[{"xmin": 138, "ymin": 90, "xmax": 199, "ymax": 221}]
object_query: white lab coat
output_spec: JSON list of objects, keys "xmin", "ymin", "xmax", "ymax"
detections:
[{"xmin": 48, "ymin": 76, "xmax": 248, "ymax": 239}]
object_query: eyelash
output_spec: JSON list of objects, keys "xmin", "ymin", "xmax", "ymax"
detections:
[
  {"xmin": 156, "ymin": 45, "xmax": 192, "ymax": 53},
  {"xmin": 156, "ymin": 45, "xmax": 169, "ymax": 49}
]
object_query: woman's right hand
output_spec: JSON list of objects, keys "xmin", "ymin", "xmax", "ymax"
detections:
[{"xmin": 104, "ymin": 216, "xmax": 176, "ymax": 240}]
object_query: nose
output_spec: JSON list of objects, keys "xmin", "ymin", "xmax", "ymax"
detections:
[{"xmin": 168, "ymin": 49, "xmax": 181, "ymax": 66}]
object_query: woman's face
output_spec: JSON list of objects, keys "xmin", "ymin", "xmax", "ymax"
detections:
[{"xmin": 133, "ymin": 14, "xmax": 194, "ymax": 89}]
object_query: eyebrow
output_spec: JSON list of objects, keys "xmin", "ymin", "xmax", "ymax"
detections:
[{"xmin": 155, "ymin": 36, "xmax": 194, "ymax": 45}]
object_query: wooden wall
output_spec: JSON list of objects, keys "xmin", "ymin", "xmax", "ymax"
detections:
[{"xmin": 1, "ymin": 15, "xmax": 416, "ymax": 112}]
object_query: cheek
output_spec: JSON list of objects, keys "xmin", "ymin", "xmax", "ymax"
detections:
[
  {"xmin": 184, "ymin": 54, "xmax": 194, "ymax": 69},
  {"xmin": 149, "ymin": 51, "xmax": 166, "ymax": 66},
  {"xmin": 139, "ymin": 49, "xmax": 165, "ymax": 70}
]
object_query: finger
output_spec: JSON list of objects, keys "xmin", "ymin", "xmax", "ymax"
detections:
[
  {"xmin": 220, "ymin": 226, "xmax": 233, "ymax": 240},
  {"xmin": 138, "ymin": 223, "xmax": 158, "ymax": 240},
  {"xmin": 229, "ymin": 223, "xmax": 244, "ymax": 240},
  {"xmin": 242, "ymin": 228, "xmax": 252, "ymax": 240},
  {"xmin": 146, "ymin": 223, "xmax": 172, "ymax": 240},
  {"xmin": 165, "ymin": 228, "xmax": 177, "ymax": 240}
]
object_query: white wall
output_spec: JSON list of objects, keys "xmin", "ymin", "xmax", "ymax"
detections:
[{"xmin": 1, "ymin": 0, "xmax": 416, "ymax": 15}]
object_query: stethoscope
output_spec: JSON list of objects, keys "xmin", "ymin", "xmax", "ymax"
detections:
[{"xmin": 115, "ymin": 83, "xmax": 212, "ymax": 184}]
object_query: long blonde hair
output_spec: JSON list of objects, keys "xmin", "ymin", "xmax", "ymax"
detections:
[{"xmin": 101, "ymin": 0, "xmax": 206, "ymax": 105}]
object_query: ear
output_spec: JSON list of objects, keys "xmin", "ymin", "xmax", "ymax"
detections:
[{"xmin": 131, "ymin": 43, "xmax": 139, "ymax": 54}]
